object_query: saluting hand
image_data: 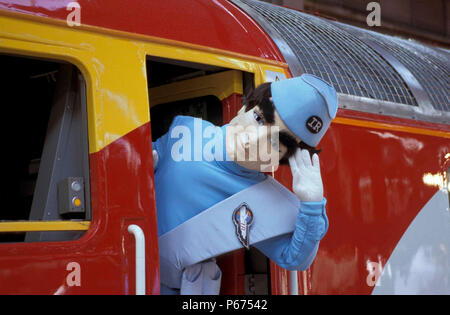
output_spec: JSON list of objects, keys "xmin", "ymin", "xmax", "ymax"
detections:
[{"xmin": 288, "ymin": 149, "xmax": 323, "ymax": 202}]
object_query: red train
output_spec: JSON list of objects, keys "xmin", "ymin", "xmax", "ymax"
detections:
[{"xmin": 0, "ymin": 0, "xmax": 449, "ymax": 294}]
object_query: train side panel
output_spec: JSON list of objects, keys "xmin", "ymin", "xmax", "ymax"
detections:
[{"xmin": 293, "ymin": 110, "xmax": 450, "ymax": 294}]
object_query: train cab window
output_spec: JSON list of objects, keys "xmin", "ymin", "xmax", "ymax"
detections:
[
  {"xmin": 147, "ymin": 56, "xmax": 271, "ymax": 295},
  {"xmin": 147, "ymin": 57, "xmax": 225, "ymax": 131},
  {"xmin": 0, "ymin": 54, "xmax": 90, "ymax": 243},
  {"xmin": 150, "ymin": 95, "xmax": 222, "ymax": 139}
]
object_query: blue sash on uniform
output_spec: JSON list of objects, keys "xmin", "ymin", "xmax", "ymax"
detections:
[{"xmin": 158, "ymin": 176, "xmax": 300, "ymax": 292}]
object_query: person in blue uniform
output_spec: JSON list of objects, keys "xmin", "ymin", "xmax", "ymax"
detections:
[{"xmin": 152, "ymin": 74, "xmax": 337, "ymax": 294}]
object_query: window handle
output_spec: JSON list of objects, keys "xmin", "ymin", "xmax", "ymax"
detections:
[{"xmin": 128, "ymin": 224, "xmax": 146, "ymax": 295}]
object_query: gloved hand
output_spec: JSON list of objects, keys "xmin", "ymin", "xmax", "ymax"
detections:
[
  {"xmin": 288, "ymin": 149, "xmax": 323, "ymax": 202},
  {"xmin": 152, "ymin": 149, "xmax": 159, "ymax": 169}
]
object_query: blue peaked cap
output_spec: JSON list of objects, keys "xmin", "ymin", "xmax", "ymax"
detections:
[{"xmin": 271, "ymin": 74, "xmax": 338, "ymax": 147}]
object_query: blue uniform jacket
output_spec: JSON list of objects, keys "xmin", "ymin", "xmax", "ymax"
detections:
[{"xmin": 152, "ymin": 115, "xmax": 328, "ymax": 271}]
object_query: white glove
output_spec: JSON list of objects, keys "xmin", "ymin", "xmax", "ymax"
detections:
[
  {"xmin": 152, "ymin": 149, "xmax": 159, "ymax": 169},
  {"xmin": 288, "ymin": 149, "xmax": 323, "ymax": 202}
]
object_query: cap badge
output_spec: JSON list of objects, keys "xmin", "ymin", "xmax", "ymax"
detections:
[{"xmin": 306, "ymin": 116, "xmax": 323, "ymax": 134}]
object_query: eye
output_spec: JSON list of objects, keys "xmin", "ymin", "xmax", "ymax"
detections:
[{"xmin": 253, "ymin": 111, "xmax": 264, "ymax": 126}]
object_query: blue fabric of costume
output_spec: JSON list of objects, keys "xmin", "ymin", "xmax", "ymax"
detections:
[{"xmin": 152, "ymin": 116, "xmax": 329, "ymax": 286}]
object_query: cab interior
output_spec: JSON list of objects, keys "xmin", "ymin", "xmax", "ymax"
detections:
[{"xmin": 0, "ymin": 53, "xmax": 89, "ymax": 243}]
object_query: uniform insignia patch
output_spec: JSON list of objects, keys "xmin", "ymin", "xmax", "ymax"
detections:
[{"xmin": 232, "ymin": 203, "xmax": 254, "ymax": 249}]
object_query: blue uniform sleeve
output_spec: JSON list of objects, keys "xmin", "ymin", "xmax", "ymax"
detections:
[{"xmin": 254, "ymin": 198, "xmax": 329, "ymax": 271}]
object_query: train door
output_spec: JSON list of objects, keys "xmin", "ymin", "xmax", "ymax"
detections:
[
  {"xmin": 0, "ymin": 54, "xmax": 93, "ymax": 293},
  {"xmin": 147, "ymin": 56, "xmax": 270, "ymax": 294},
  {"xmin": 0, "ymin": 15, "xmax": 159, "ymax": 294}
]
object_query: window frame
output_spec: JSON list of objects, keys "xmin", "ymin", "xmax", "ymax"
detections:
[{"xmin": 0, "ymin": 55, "xmax": 91, "ymax": 242}]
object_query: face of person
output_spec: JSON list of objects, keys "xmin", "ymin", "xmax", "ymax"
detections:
[{"xmin": 226, "ymin": 105, "xmax": 301, "ymax": 172}]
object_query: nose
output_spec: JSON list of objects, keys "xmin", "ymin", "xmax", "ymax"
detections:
[
  {"xmin": 238, "ymin": 126, "xmax": 279, "ymax": 155},
  {"xmin": 257, "ymin": 126, "xmax": 279, "ymax": 149},
  {"xmin": 246, "ymin": 126, "xmax": 270, "ymax": 149},
  {"xmin": 239, "ymin": 133, "xmax": 250, "ymax": 148}
]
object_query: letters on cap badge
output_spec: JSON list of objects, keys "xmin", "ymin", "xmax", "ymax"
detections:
[{"xmin": 306, "ymin": 116, "xmax": 323, "ymax": 134}]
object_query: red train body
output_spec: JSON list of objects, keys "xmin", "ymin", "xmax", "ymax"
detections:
[{"xmin": 0, "ymin": 0, "xmax": 448, "ymax": 295}]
